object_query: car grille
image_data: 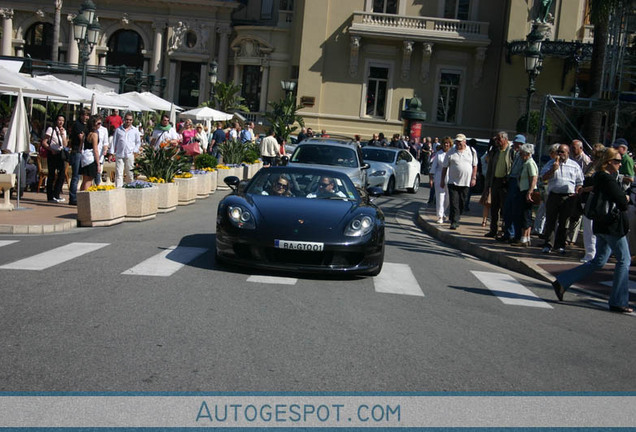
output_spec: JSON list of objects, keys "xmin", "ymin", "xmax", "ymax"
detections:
[{"xmin": 233, "ymin": 244, "xmax": 365, "ymax": 268}]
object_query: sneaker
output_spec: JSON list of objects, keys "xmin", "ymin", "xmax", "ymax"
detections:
[
  {"xmin": 53, "ymin": 197, "xmax": 66, "ymax": 203},
  {"xmin": 68, "ymin": 201, "xmax": 77, "ymax": 206},
  {"xmin": 542, "ymin": 246, "xmax": 551, "ymax": 254},
  {"xmin": 484, "ymin": 231, "xmax": 496, "ymax": 238},
  {"xmin": 449, "ymin": 223, "xmax": 459, "ymax": 230},
  {"xmin": 557, "ymin": 248, "xmax": 566, "ymax": 255},
  {"xmin": 436, "ymin": 218, "xmax": 444, "ymax": 224}
]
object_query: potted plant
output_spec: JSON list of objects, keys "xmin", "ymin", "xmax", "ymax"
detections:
[
  {"xmin": 147, "ymin": 176, "xmax": 177, "ymax": 213},
  {"xmin": 123, "ymin": 180, "xmax": 158, "ymax": 222},
  {"xmin": 194, "ymin": 153, "xmax": 218, "ymax": 192},
  {"xmin": 174, "ymin": 172, "xmax": 198, "ymax": 205},
  {"xmin": 77, "ymin": 184, "xmax": 127, "ymax": 227},
  {"xmin": 215, "ymin": 164, "xmax": 232, "ymax": 190},
  {"xmin": 191, "ymin": 169, "xmax": 211, "ymax": 199}
]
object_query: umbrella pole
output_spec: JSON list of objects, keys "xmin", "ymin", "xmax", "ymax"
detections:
[{"xmin": 16, "ymin": 151, "xmax": 21, "ymax": 209}]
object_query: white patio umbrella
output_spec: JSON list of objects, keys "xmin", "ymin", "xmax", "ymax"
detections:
[
  {"xmin": 90, "ymin": 93, "xmax": 98, "ymax": 115},
  {"xmin": 139, "ymin": 92, "xmax": 183, "ymax": 112},
  {"xmin": 0, "ymin": 66, "xmax": 68, "ymax": 100},
  {"xmin": 1, "ymin": 88, "xmax": 30, "ymax": 209}
]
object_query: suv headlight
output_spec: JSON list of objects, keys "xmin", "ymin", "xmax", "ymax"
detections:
[
  {"xmin": 344, "ymin": 215, "xmax": 374, "ymax": 237},
  {"xmin": 227, "ymin": 205, "xmax": 256, "ymax": 229},
  {"xmin": 370, "ymin": 170, "xmax": 386, "ymax": 177}
]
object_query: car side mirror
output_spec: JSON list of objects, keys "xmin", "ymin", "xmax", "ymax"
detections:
[
  {"xmin": 224, "ymin": 175, "xmax": 241, "ymax": 191},
  {"xmin": 280, "ymin": 155, "xmax": 290, "ymax": 166},
  {"xmin": 361, "ymin": 162, "xmax": 370, "ymax": 170}
]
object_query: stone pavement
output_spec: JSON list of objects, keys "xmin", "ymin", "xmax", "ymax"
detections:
[
  {"xmin": 0, "ymin": 189, "xmax": 76, "ymax": 234},
  {"xmin": 416, "ymin": 193, "xmax": 636, "ymax": 304}
]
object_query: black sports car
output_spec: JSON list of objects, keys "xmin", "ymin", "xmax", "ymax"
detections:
[{"xmin": 216, "ymin": 166, "xmax": 385, "ymax": 276}]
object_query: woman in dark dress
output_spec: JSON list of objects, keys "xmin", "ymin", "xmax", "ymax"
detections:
[{"xmin": 79, "ymin": 115, "xmax": 101, "ymax": 191}]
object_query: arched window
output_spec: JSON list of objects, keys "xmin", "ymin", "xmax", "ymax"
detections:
[
  {"xmin": 24, "ymin": 22, "xmax": 54, "ymax": 61},
  {"xmin": 107, "ymin": 29, "xmax": 144, "ymax": 69}
]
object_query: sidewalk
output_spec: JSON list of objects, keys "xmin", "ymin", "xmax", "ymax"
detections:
[
  {"xmin": 416, "ymin": 193, "xmax": 636, "ymax": 302},
  {"xmin": 0, "ymin": 189, "xmax": 76, "ymax": 234}
]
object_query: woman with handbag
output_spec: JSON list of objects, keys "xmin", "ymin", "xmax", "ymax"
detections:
[
  {"xmin": 551, "ymin": 148, "xmax": 633, "ymax": 313},
  {"xmin": 512, "ymin": 143, "xmax": 538, "ymax": 247},
  {"xmin": 41, "ymin": 114, "xmax": 68, "ymax": 203}
]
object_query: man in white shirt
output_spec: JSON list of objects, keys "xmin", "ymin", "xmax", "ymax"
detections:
[
  {"xmin": 111, "ymin": 112, "xmax": 141, "ymax": 187},
  {"xmin": 440, "ymin": 133, "xmax": 478, "ymax": 230},
  {"xmin": 150, "ymin": 114, "xmax": 180, "ymax": 149},
  {"xmin": 260, "ymin": 129, "xmax": 281, "ymax": 166}
]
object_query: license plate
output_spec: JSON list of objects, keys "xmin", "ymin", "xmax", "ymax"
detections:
[{"xmin": 275, "ymin": 240, "xmax": 324, "ymax": 252}]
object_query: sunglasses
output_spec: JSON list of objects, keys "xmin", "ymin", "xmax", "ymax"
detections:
[
  {"xmin": 319, "ymin": 182, "xmax": 332, "ymax": 188},
  {"xmin": 557, "ymin": 150, "xmax": 566, "ymax": 154},
  {"xmin": 275, "ymin": 182, "xmax": 288, "ymax": 188},
  {"xmin": 611, "ymin": 159, "xmax": 623, "ymax": 164}
]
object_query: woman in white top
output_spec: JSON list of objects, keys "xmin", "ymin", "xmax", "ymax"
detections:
[
  {"xmin": 41, "ymin": 114, "xmax": 68, "ymax": 203},
  {"xmin": 194, "ymin": 123, "xmax": 208, "ymax": 153},
  {"xmin": 429, "ymin": 137, "xmax": 452, "ymax": 223}
]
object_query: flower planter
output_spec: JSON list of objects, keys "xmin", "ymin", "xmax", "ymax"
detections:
[
  {"xmin": 124, "ymin": 186, "xmax": 158, "ymax": 222},
  {"xmin": 174, "ymin": 177, "xmax": 197, "ymax": 205},
  {"xmin": 77, "ymin": 188, "xmax": 127, "ymax": 227},
  {"xmin": 156, "ymin": 182, "xmax": 178, "ymax": 213},
  {"xmin": 209, "ymin": 170, "xmax": 218, "ymax": 193},
  {"xmin": 194, "ymin": 173, "xmax": 211, "ymax": 199},
  {"xmin": 216, "ymin": 169, "xmax": 232, "ymax": 190}
]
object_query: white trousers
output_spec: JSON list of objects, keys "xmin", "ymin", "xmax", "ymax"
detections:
[
  {"xmin": 115, "ymin": 155, "xmax": 135, "ymax": 188},
  {"xmin": 581, "ymin": 216, "xmax": 596, "ymax": 262},
  {"xmin": 435, "ymin": 182, "xmax": 449, "ymax": 219}
]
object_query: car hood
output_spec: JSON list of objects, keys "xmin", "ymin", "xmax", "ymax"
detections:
[
  {"xmin": 367, "ymin": 161, "xmax": 393, "ymax": 174},
  {"xmin": 249, "ymin": 194, "xmax": 358, "ymax": 239}
]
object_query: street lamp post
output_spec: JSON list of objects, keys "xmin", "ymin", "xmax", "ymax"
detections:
[
  {"xmin": 73, "ymin": 0, "xmax": 100, "ymax": 87},
  {"xmin": 208, "ymin": 60, "xmax": 218, "ymax": 107},
  {"xmin": 523, "ymin": 22, "xmax": 545, "ymax": 136},
  {"xmin": 281, "ymin": 80, "xmax": 296, "ymax": 98}
]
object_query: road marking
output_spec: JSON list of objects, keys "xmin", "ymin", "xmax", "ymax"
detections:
[
  {"xmin": 0, "ymin": 242, "xmax": 109, "ymax": 271},
  {"xmin": 0, "ymin": 240, "xmax": 19, "ymax": 248},
  {"xmin": 601, "ymin": 280, "xmax": 636, "ymax": 295},
  {"xmin": 471, "ymin": 271, "xmax": 553, "ymax": 309},
  {"xmin": 247, "ymin": 275, "xmax": 298, "ymax": 285},
  {"xmin": 122, "ymin": 246, "xmax": 208, "ymax": 276},
  {"xmin": 589, "ymin": 300, "xmax": 635, "ymax": 316},
  {"xmin": 374, "ymin": 262, "xmax": 424, "ymax": 297}
]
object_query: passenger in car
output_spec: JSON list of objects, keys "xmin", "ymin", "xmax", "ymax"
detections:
[
  {"xmin": 262, "ymin": 174, "xmax": 293, "ymax": 197},
  {"xmin": 306, "ymin": 176, "xmax": 346, "ymax": 198}
]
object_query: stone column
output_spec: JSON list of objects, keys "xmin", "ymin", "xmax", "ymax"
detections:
[
  {"xmin": 199, "ymin": 62, "xmax": 207, "ymax": 105},
  {"xmin": 217, "ymin": 26, "xmax": 231, "ymax": 82},
  {"xmin": 1, "ymin": 9, "xmax": 14, "ymax": 56},
  {"xmin": 52, "ymin": 0, "xmax": 62, "ymax": 61},
  {"xmin": 167, "ymin": 60, "xmax": 177, "ymax": 102},
  {"xmin": 258, "ymin": 56, "xmax": 270, "ymax": 112},
  {"xmin": 150, "ymin": 20, "xmax": 164, "ymax": 75},
  {"xmin": 232, "ymin": 47, "xmax": 240, "ymax": 85},
  {"xmin": 67, "ymin": 14, "xmax": 79, "ymax": 65}
]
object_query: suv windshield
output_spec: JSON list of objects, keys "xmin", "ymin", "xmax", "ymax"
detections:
[{"xmin": 291, "ymin": 145, "xmax": 359, "ymax": 168}]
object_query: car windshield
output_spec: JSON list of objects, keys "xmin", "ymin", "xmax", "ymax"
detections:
[
  {"xmin": 291, "ymin": 145, "xmax": 359, "ymax": 168},
  {"xmin": 246, "ymin": 170, "xmax": 359, "ymax": 201},
  {"xmin": 362, "ymin": 148, "xmax": 396, "ymax": 164}
]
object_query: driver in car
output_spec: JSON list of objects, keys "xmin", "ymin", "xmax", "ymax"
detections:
[
  {"xmin": 307, "ymin": 176, "xmax": 346, "ymax": 198},
  {"xmin": 262, "ymin": 174, "xmax": 293, "ymax": 197}
]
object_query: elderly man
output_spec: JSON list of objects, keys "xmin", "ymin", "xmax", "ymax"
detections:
[
  {"xmin": 482, "ymin": 131, "xmax": 514, "ymax": 238},
  {"xmin": 440, "ymin": 133, "xmax": 478, "ymax": 230},
  {"xmin": 499, "ymin": 134, "xmax": 527, "ymax": 242},
  {"xmin": 570, "ymin": 139, "xmax": 591, "ymax": 171},
  {"xmin": 111, "ymin": 112, "xmax": 142, "ymax": 187},
  {"xmin": 614, "ymin": 138, "xmax": 634, "ymax": 184},
  {"xmin": 540, "ymin": 144, "xmax": 584, "ymax": 254}
]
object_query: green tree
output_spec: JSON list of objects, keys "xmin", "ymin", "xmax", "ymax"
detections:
[
  {"xmin": 264, "ymin": 92, "xmax": 304, "ymax": 142},
  {"xmin": 199, "ymin": 81, "xmax": 249, "ymax": 113},
  {"xmin": 583, "ymin": 0, "xmax": 621, "ymax": 144}
]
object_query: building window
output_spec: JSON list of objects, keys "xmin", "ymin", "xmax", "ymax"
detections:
[
  {"xmin": 444, "ymin": 0, "xmax": 470, "ymax": 20},
  {"xmin": 280, "ymin": 0, "xmax": 294, "ymax": 11},
  {"xmin": 242, "ymin": 65, "xmax": 262, "ymax": 112},
  {"xmin": 178, "ymin": 61, "xmax": 201, "ymax": 107},
  {"xmin": 373, "ymin": 0, "xmax": 398, "ymax": 14},
  {"xmin": 365, "ymin": 66, "xmax": 389, "ymax": 118},
  {"xmin": 261, "ymin": 0, "xmax": 274, "ymax": 19},
  {"xmin": 436, "ymin": 71, "xmax": 461, "ymax": 123},
  {"xmin": 107, "ymin": 30, "xmax": 144, "ymax": 69},
  {"xmin": 24, "ymin": 22, "xmax": 54, "ymax": 61}
]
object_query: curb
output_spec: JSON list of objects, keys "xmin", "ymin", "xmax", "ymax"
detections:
[
  {"xmin": 0, "ymin": 220, "xmax": 76, "ymax": 235},
  {"xmin": 416, "ymin": 207, "xmax": 552, "ymax": 283}
]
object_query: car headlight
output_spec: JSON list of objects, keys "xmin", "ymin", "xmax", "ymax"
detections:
[
  {"xmin": 227, "ymin": 205, "xmax": 256, "ymax": 229},
  {"xmin": 344, "ymin": 215, "xmax": 374, "ymax": 237},
  {"xmin": 370, "ymin": 170, "xmax": 386, "ymax": 177}
]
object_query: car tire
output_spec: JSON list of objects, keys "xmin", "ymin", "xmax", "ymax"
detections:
[
  {"xmin": 385, "ymin": 176, "xmax": 395, "ymax": 196},
  {"xmin": 408, "ymin": 174, "xmax": 420, "ymax": 193}
]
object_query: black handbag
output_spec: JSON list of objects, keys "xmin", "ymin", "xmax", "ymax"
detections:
[
  {"xmin": 55, "ymin": 128, "xmax": 68, "ymax": 162},
  {"xmin": 584, "ymin": 190, "xmax": 618, "ymax": 223}
]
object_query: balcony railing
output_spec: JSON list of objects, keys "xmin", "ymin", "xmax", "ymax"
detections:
[{"xmin": 350, "ymin": 11, "xmax": 489, "ymax": 42}]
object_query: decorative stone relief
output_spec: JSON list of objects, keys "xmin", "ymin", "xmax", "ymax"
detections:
[
  {"xmin": 121, "ymin": 13, "xmax": 129, "ymax": 26},
  {"xmin": 401, "ymin": 40, "xmax": 414, "ymax": 81},
  {"xmin": 472, "ymin": 47, "xmax": 487, "ymax": 87},
  {"xmin": 349, "ymin": 35, "xmax": 360, "ymax": 77},
  {"xmin": 169, "ymin": 21, "xmax": 209, "ymax": 51},
  {"xmin": 0, "ymin": 9, "xmax": 14, "ymax": 20},
  {"xmin": 419, "ymin": 43, "xmax": 433, "ymax": 84},
  {"xmin": 35, "ymin": 9, "xmax": 45, "ymax": 18}
]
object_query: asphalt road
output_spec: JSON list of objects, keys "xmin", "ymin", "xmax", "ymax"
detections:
[{"xmin": 0, "ymin": 188, "xmax": 634, "ymax": 392}]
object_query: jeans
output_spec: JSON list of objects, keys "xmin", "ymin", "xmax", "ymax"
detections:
[
  {"xmin": 68, "ymin": 151, "xmax": 81, "ymax": 204},
  {"xmin": 556, "ymin": 233, "xmax": 631, "ymax": 308}
]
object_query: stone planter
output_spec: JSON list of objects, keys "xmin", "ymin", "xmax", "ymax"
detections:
[
  {"xmin": 77, "ymin": 188, "xmax": 127, "ymax": 227},
  {"xmin": 174, "ymin": 177, "xmax": 197, "ymax": 205},
  {"xmin": 209, "ymin": 170, "xmax": 218, "ymax": 193},
  {"xmin": 194, "ymin": 173, "xmax": 211, "ymax": 199},
  {"xmin": 216, "ymin": 168, "xmax": 234, "ymax": 190},
  {"xmin": 124, "ymin": 186, "xmax": 158, "ymax": 222},
  {"xmin": 156, "ymin": 182, "xmax": 178, "ymax": 213}
]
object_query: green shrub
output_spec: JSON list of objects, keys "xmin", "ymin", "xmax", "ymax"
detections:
[{"xmin": 194, "ymin": 153, "xmax": 218, "ymax": 169}]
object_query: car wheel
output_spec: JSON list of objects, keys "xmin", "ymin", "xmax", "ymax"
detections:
[
  {"xmin": 385, "ymin": 176, "xmax": 395, "ymax": 196},
  {"xmin": 408, "ymin": 174, "xmax": 420, "ymax": 193}
]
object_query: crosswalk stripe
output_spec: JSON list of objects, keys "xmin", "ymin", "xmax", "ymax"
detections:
[
  {"xmin": 471, "ymin": 271, "xmax": 553, "ymax": 309},
  {"xmin": 247, "ymin": 275, "xmax": 298, "ymax": 285},
  {"xmin": 374, "ymin": 262, "xmax": 424, "ymax": 297},
  {"xmin": 0, "ymin": 242, "xmax": 109, "ymax": 271},
  {"xmin": 601, "ymin": 280, "xmax": 636, "ymax": 295},
  {"xmin": 121, "ymin": 246, "xmax": 208, "ymax": 276},
  {"xmin": 0, "ymin": 240, "xmax": 19, "ymax": 248}
]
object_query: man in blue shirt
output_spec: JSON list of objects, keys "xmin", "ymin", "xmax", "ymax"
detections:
[{"xmin": 209, "ymin": 123, "xmax": 226, "ymax": 158}]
